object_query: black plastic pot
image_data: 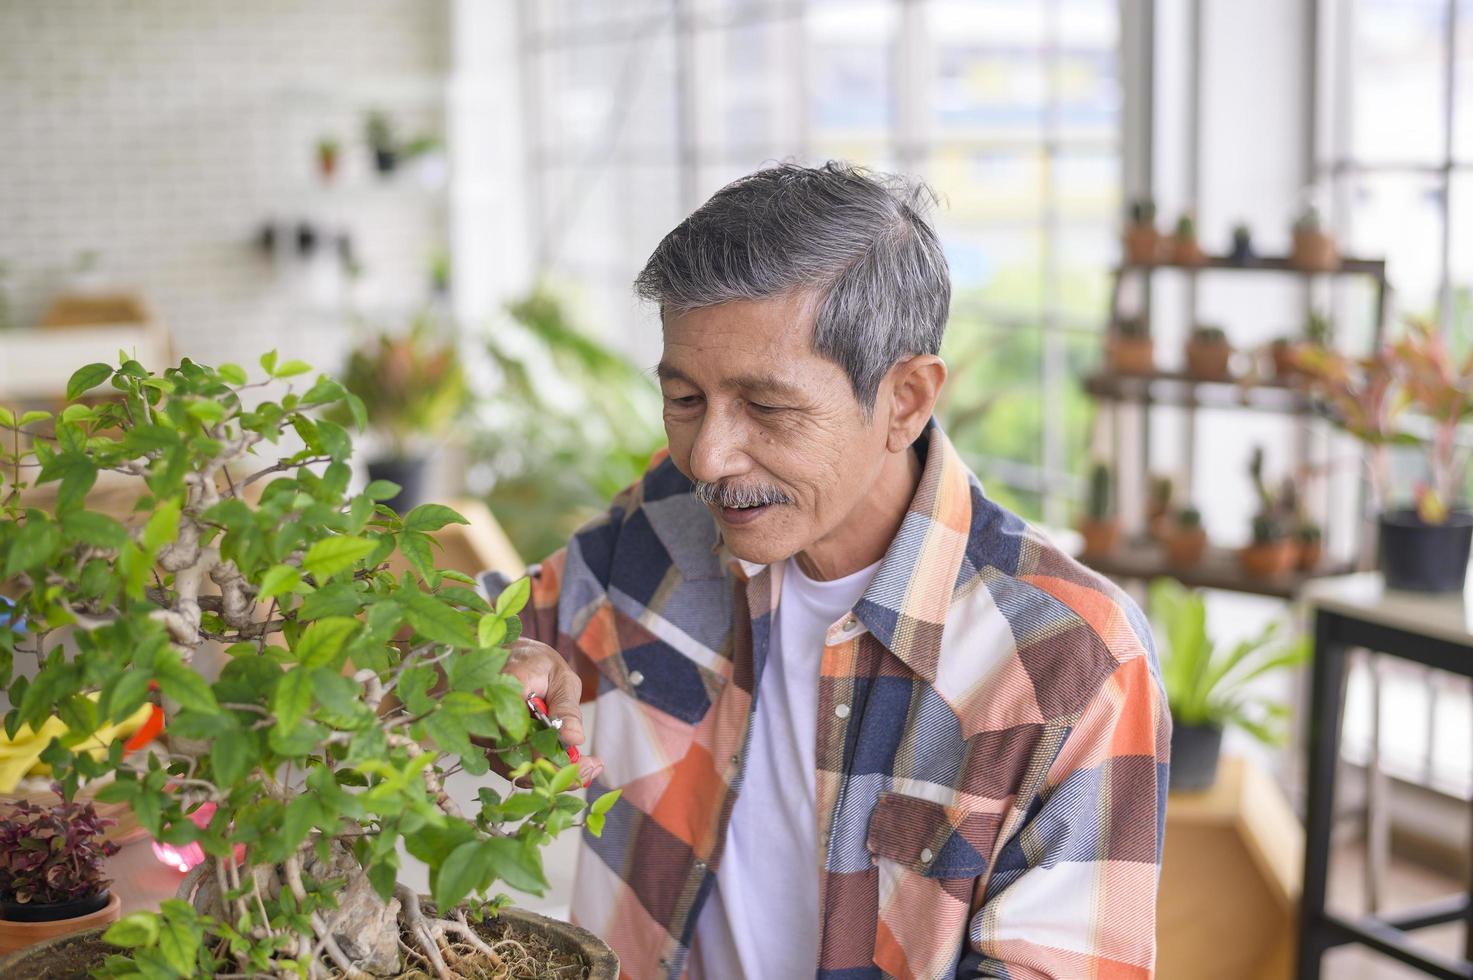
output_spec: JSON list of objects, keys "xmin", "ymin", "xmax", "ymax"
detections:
[
  {"xmin": 373, "ymin": 147, "xmax": 398, "ymax": 174},
  {"xmin": 0, "ymin": 890, "xmax": 109, "ymax": 924},
  {"xmin": 1378, "ymin": 508, "xmax": 1473, "ymax": 593},
  {"xmin": 365, "ymin": 455, "xmax": 427, "ymax": 515},
  {"xmin": 1169, "ymin": 721, "xmax": 1223, "ymax": 792}
]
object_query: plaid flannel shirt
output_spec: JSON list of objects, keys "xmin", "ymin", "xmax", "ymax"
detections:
[{"xmin": 480, "ymin": 420, "xmax": 1170, "ymax": 980}]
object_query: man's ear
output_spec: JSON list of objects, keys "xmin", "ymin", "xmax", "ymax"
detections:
[{"xmin": 882, "ymin": 355, "xmax": 947, "ymax": 453}]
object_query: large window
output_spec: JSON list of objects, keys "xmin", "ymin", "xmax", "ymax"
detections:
[
  {"xmin": 520, "ymin": 0, "xmax": 1124, "ymax": 526},
  {"xmin": 1319, "ymin": 0, "xmax": 1473, "ymax": 799}
]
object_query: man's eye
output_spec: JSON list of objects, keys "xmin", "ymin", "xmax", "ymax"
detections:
[
  {"xmin": 666, "ymin": 395, "xmax": 702, "ymax": 408},
  {"xmin": 748, "ymin": 402, "xmax": 782, "ymax": 414}
]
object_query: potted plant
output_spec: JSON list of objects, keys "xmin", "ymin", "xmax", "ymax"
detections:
[
  {"xmin": 1123, "ymin": 198, "xmax": 1162, "ymax": 265},
  {"xmin": 1107, "ymin": 317, "xmax": 1155, "ymax": 375},
  {"xmin": 1270, "ymin": 310, "xmax": 1331, "ymax": 381},
  {"xmin": 0, "ymin": 791, "xmax": 122, "ymax": 955},
  {"xmin": 1296, "ymin": 320, "xmax": 1473, "ymax": 592},
  {"xmin": 1295, "ymin": 522, "xmax": 1323, "ymax": 571},
  {"xmin": 1150, "ymin": 577, "xmax": 1310, "ymax": 791},
  {"xmin": 1147, "ymin": 474, "xmax": 1175, "ymax": 542},
  {"xmin": 1228, "ymin": 222, "xmax": 1255, "ymax": 266},
  {"xmin": 1165, "ymin": 506, "xmax": 1208, "ymax": 568},
  {"xmin": 1170, "ymin": 212, "xmax": 1206, "ymax": 266},
  {"xmin": 315, "ymin": 136, "xmax": 340, "ymax": 182},
  {"xmin": 338, "ymin": 312, "xmax": 468, "ymax": 513},
  {"xmin": 1291, "ymin": 205, "xmax": 1339, "ymax": 272},
  {"xmin": 1238, "ymin": 448, "xmax": 1295, "ymax": 578},
  {"xmin": 0, "ymin": 356, "xmax": 618, "ymax": 978},
  {"xmin": 365, "ymin": 110, "xmax": 398, "ymax": 175},
  {"xmin": 1185, "ymin": 324, "xmax": 1233, "ymax": 381},
  {"xmin": 1078, "ymin": 461, "xmax": 1119, "ymax": 556}
]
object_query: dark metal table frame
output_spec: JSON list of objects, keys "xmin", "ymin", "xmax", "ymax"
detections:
[{"xmin": 1298, "ymin": 606, "xmax": 1473, "ymax": 979}]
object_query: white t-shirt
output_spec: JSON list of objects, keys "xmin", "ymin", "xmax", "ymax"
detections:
[{"xmin": 688, "ymin": 555, "xmax": 881, "ymax": 980}]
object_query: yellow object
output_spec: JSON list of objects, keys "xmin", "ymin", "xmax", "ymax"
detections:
[{"xmin": 0, "ymin": 695, "xmax": 152, "ymax": 793}]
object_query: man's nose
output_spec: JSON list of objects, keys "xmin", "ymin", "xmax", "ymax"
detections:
[{"xmin": 689, "ymin": 409, "xmax": 753, "ymax": 485}]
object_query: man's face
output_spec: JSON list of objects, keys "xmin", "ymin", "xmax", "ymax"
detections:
[{"xmin": 658, "ymin": 292, "xmax": 892, "ymax": 566}]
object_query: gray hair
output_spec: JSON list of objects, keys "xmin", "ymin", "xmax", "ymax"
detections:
[{"xmin": 633, "ymin": 161, "xmax": 951, "ymax": 413}]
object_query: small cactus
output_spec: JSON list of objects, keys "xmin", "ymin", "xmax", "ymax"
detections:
[
  {"xmin": 1115, "ymin": 317, "xmax": 1150, "ymax": 340},
  {"xmin": 1251, "ymin": 512, "xmax": 1285, "ymax": 544},
  {"xmin": 1129, "ymin": 198, "xmax": 1157, "ymax": 225},
  {"xmin": 1305, "ymin": 311, "xmax": 1331, "ymax": 346},
  {"xmin": 1176, "ymin": 505, "xmax": 1202, "ymax": 529},
  {"xmin": 1191, "ymin": 324, "xmax": 1228, "ymax": 345},
  {"xmin": 1174, "ymin": 213, "xmax": 1196, "ymax": 239},
  {"xmin": 1087, "ymin": 462, "xmax": 1114, "ymax": 522}
]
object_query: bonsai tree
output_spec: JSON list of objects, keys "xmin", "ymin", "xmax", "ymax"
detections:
[
  {"xmin": 1148, "ymin": 576, "xmax": 1309, "ymax": 789},
  {"xmin": 338, "ymin": 312, "xmax": 468, "ymax": 512},
  {"xmin": 0, "ymin": 790, "xmax": 119, "ymax": 913},
  {"xmin": 0, "ymin": 354, "xmax": 615, "ymax": 978}
]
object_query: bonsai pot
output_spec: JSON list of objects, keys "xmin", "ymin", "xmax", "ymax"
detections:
[
  {"xmin": 1166, "ymin": 527, "xmax": 1208, "ymax": 568},
  {"xmin": 365, "ymin": 455, "xmax": 427, "ymax": 515},
  {"xmin": 1169, "ymin": 722, "xmax": 1223, "ymax": 792},
  {"xmin": 1123, "ymin": 225, "xmax": 1162, "ymax": 265},
  {"xmin": 1078, "ymin": 518, "xmax": 1120, "ymax": 557},
  {"xmin": 0, "ymin": 890, "xmax": 119, "ymax": 956},
  {"xmin": 1291, "ymin": 229, "xmax": 1339, "ymax": 272},
  {"xmin": 1108, "ymin": 337, "xmax": 1155, "ymax": 375},
  {"xmin": 1378, "ymin": 509, "xmax": 1473, "ymax": 593},
  {"xmin": 1185, "ymin": 339, "xmax": 1233, "ymax": 381},
  {"xmin": 1237, "ymin": 540, "xmax": 1295, "ymax": 578},
  {"xmin": 0, "ymin": 905, "xmax": 618, "ymax": 979}
]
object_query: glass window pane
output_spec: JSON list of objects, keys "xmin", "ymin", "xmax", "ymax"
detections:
[
  {"xmin": 1352, "ymin": 0, "xmax": 1449, "ymax": 164},
  {"xmin": 939, "ymin": 226, "xmax": 1043, "ymax": 311},
  {"xmin": 1056, "ymin": 229, "xmax": 1116, "ymax": 321},
  {"xmin": 930, "ymin": 149, "xmax": 1044, "ymax": 225},
  {"xmin": 535, "ymin": 33, "xmax": 678, "ymax": 159},
  {"xmin": 1444, "ymin": 172, "xmax": 1473, "ymax": 353},
  {"xmin": 1349, "ymin": 171, "xmax": 1445, "ymax": 319},
  {"xmin": 940, "ymin": 321, "xmax": 1044, "ymax": 471},
  {"xmin": 807, "ymin": 0, "xmax": 897, "ymax": 138}
]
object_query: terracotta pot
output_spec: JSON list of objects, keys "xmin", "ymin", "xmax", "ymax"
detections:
[
  {"xmin": 1185, "ymin": 340, "xmax": 1233, "ymax": 381},
  {"xmin": 1166, "ymin": 527, "xmax": 1208, "ymax": 568},
  {"xmin": 0, "ymin": 905, "xmax": 618, "ymax": 979},
  {"xmin": 1237, "ymin": 540, "xmax": 1295, "ymax": 578},
  {"xmin": 1270, "ymin": 340, "xmax": 1302, "ymax": 380},
  {"xmin": 0, "ymin": 890, "xmax": 120, "ymax": 956},
  {"xmin": 1291, "ymin": 230, "xmax": 1339, "ymax": 272},
  {"xmin": 1171, "ymin": 237, "xmax": 1207, "ymax": 266},
  {"xmin": 1296, "ymin": 538, "xmax": 1323, "ymax": 572},
  {"xmin": 1109, "ymin": 337, "xmax": 1155, "ymax": 375},
  {"xmin": 1123, "ymin": 225, "xmax": 1163, "ymax": 265},
  {"xmin": 1079, "ymin": 519, "xmax": 1120, "ymax": 556},
  {"xmin": 1148, "ymin": 513, "xmax": 1174, "ymax": 544}
]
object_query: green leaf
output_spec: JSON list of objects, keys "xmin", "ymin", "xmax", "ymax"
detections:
[
  {"xmin": 4, "ymin": 517, "xmax": 60, "ymax": 576},
  {"xmin": 495, "ymin": 576, "xmax": 532, "ymax": 618},
  {"xmin": 212, "ymin": 725, "xmax": 250, "ymax": 785},
  {"xmin": 549, "ymin": 762, "xmax": 581, "ymax": 795},
  {"xmin": 103, "ymin": 668, "xmax": 154, "ymax": 723},
  {"xmin": 217, "ymin": 363, "xmax": 248, "ymax": 385},
  {"xmin": 259, "ymin": 350, "xmax": 278, "ymax": 375},
  {"xmin": 433, "ymin": 839, "xmax": 491, "ymax": 909},
  {"xmin": 103, "ymin": 912, "xmax": 160, "ymax": 949},
  {"xmin": 142, "ymin": 498, "xmax": 182, "ymax": 552},
  {"xmin": 404, "ymin": 504, "xmax": 469, "ymax": 533},
  {"xmin": 274, "ymin": 359, "xmax": 311, "ymax": 378},
  {"xmin": 402, "ymin": 590, "xmax": 474, "ymax": 647},
  {"xmin": 590, "ymin": 788, "xmax": 621, "ymax": 816},
  {"xmin": 66, "ymin": 362, "xmax": 114, "ymax": 400},
  {"xmin": 302, "ymin": 535, "xmax": 376, "ymax": 581},
  {"xmin": 0, "ymin": 405, "xmax": 12, "ymax": 428},
  {"xmin": 483, "ymin": 836, "xmax": 549, "ymax": 894},
  {"xmin": 62, "ymin": 510, "xmax": 128, "ymax": 549},
  {"xmin": 155, "ymin": 656, "xmax": 218, "ymax": 712},
  {"xmin": 156, "ymin": 915, "xmax": 198, "ymax": 975},
  {"xmin": 399, "ymin": 531, "xmax": 434, "ymax": 581},
  {"xmin": 18, "ymin": 410, "xmax": 51, "ymax": 427},
  {"xmin": 185, "ymin": 399, "xmax": 225, "ymax": 425},
  {"xmin": 586, "ymin": 812, "xmax": 606, "ymax": 837},
  {"xmin": 364, "ymin": 480, "xmax": 402, "ymax": 501},
  {"xmin": 295, "ymin": 616, "xmax": 360, "ymax": 669},
  {"xmin": 478, "ymin": 614, "xmax": 507, "ymax": 649},
  {"xmin": 273, "ymin": 667, "xmax": 314, "ymax": 732},
  {"xmin": 257, "ymin": 564, "xmax": 303, "ymax": 601},
  {"xmin": 486, "ymin": 677, "xmax": 531, "ymax": 742}
]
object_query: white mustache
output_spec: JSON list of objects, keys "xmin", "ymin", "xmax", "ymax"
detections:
[{"xmin": 693, "ymin": 480, "xmax": 793, "ymax": 509}]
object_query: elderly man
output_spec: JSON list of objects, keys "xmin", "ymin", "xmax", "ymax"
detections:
[{"xmin": 482, "ymin": 162, "xmax": 1170, "ymax": 980}]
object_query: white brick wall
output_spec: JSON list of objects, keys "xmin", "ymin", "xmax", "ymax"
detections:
[{"xmin": 0, "ymin": 0, "xmax": 450, "ymax": 374}]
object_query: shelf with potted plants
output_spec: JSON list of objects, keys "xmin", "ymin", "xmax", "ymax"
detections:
[{"xmin": 1080, "ymin": 199, "xmax": 1387, "ymax": 598}]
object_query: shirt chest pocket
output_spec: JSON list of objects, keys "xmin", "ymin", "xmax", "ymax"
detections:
[
  {"xmin": 602, "ymin": 635, "xmax": 725, "ymax": 725},
  {"xmin": 865, "ymin": 791, "xmax": 999, "ymax": 880}
]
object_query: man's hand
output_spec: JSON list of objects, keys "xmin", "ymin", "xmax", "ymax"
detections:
[{"xmin": 499, "ymin": 638, "xmax": 603, "ymax": 787}]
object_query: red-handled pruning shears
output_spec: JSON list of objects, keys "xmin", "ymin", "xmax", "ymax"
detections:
[{"xmin": 526, "ymin": 694, "xmax": 580, "ymax": 764}]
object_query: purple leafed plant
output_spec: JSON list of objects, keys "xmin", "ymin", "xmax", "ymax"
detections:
[{"xmin": 0, "ymin": 788, "xmax": 119, "ymax": 906}]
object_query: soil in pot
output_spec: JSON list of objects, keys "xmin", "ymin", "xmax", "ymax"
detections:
[
  {"xmin": 0, "ymin": 905, "xmax": 615, "ymax": 980},
  {"xmin": 1379, "ymin": 509, "xmax": 1473, "ymax": 593},
  {"xmin": 1170, "ymin": 722, "xmax": 1223, "ymax": 792}
]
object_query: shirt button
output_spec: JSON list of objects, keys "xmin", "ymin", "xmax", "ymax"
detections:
[
  {"xmin": 694, "ymin": 858, "xmax": 707, "ymax": 872},
  {"xmin": 844, "ymin": 615, "xmax": 858, "ymax": 629},
  {"xmin": 834, "ymin": 703, "xmax": 851, "ymax": 719},
  {"xmin": 920, "ymin": 848, "xmax": 934, "ymax": 863},
  {"xmin": 730, "ymin": 754, "xmax": 741, "ymax": 766},
  {"xmin": 629, "ymin": 670, "xmax": 645, "ymax": 686}
]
